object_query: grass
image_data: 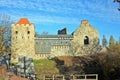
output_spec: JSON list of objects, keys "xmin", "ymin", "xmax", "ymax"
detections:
[
  {"xmin": 33, "ymin": 59, "xmax": 56, "ymax": 68},
  {"xmin": 33, "ymin": 59, "xmax": 59, "ymax": 79}
]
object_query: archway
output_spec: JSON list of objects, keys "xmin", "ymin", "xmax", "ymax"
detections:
[{"xmin": 84, "ymin": 36, "xmax": 89, "ymax": 45}]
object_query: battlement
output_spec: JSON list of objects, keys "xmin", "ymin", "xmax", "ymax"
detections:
[
  {"xmin": 12, "ymin": 18, "xmax": 34, "ymax": 27},
  {"xmin": 12, "ymin": 23, "xmax": 34, "ymax": 26}
]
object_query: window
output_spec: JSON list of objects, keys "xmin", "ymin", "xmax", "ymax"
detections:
[
  {"xmin": 27, "ymin": 31, "xmax": 30, "ymax": 34},
  {"xmin": 15, "ymin": 31, "xmax": 18, "ymax": 34},
  {"xmin": 84, "ymin": 36, "xmax": 89, "ymax": 45}
]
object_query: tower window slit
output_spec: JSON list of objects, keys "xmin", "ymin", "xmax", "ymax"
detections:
[
  {"xmin": 28, "ymin": 31, "xmax": 30, "ymax": 34},
  {"xmin": 15, "ymin": 31, "xmax": 18, "ymax": 34}
]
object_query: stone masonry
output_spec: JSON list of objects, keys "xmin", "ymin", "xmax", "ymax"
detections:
[
  {"xmin": 11, "ymin": 18, "xmax": 35, "ymax": 62},
  {"xmin": 11, "ymin": 19, "xmax": 99, "ymax": 62},
  {"xmin": 71, "ymin": 20, "xmax": 99, "ymax": 55}
]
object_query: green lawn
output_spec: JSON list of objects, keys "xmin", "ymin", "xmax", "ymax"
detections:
[
  {"xmin": 33, "ymin": 59, "xmax": 59, "ymax": 79},
  {"xmin": 33, "ymin": 59, "xmax": 56, "ymax": 68}
]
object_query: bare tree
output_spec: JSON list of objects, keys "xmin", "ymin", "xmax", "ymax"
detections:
[{"xmin": 0, "ymin": 13, "xmax": 12, "ymax": 56}]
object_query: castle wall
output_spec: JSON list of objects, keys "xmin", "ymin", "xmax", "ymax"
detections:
[
  {"xmin": 71, "ymin": 20, "xmax": 99, "ymax": 55},
  {"xmin": 34, "ymin": 35, "xmax": 73, "ymax": 59},
  {"xmin": 73, "ymin": 20, "xmax": 99, "ymax": 45},
  {"xmin": 51, "ymin": 45, "xmax": 70, "ymax": 56},
  {"xmin": 11, "ymin": 19, "xmax": 100, "ymax": 60}
]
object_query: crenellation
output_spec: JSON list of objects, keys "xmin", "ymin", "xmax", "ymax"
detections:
[
  {"xmin": 25, "ymin": 24, "xmax": 30, "ymax": 26},
  {"xmin": 12, "ymin": 24, "xmax": 15, "ymax": 26},
  {"xmin": 16, "ymin": 24, "xmax": 20, "ymax": 26}
]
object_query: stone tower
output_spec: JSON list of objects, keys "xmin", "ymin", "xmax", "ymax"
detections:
[{"xmin": 11, "ymin": 18, "xmax": 35, "ymax": 62}]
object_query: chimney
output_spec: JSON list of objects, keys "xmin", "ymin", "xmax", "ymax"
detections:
[{"xmin": 81, "ymin": 20, "xmax": 88, "ymax": 26}]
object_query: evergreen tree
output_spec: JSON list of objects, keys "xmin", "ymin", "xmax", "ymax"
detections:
[
  {"xmin": 119, "ymin": 37, "xmax": 120, "ymax": 44},
  {"xmin": 109, "ymin": 35, "xmax": 115, "ymax": 48},
  {"xmin": 115, "ymin": 38, "xmax": 120, "ymax": 52},
  {"xmin": 102, "ymin": 35, "xmax": 107, "ymax": 47}
]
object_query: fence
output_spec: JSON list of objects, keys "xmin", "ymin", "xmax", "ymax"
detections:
[
  {"xmin": 71, "ymin": 74, "xmax": 98, "ymax": 80},
  {"xmin": 44, "ymin": 75, "xmax": 65, "ymax": 80},
  {"xmin": 44, "ymin": 74, "xmax": 98, "ymax": 80}
]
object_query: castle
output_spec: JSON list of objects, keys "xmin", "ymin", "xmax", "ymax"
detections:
[{"xmin": 11, "ymin": 18, "xmax": 99, "ymax": 62}]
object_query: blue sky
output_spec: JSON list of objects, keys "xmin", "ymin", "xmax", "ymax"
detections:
[{"xmin": 0, "ymin": 0, "xmax": 120, "ymax": 43}]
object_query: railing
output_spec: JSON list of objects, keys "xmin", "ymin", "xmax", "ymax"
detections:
[
  {"xmin": 71, "ymin": 74, "xmax": 98, "ymax": 80},
  {"xmin": 44, "ymin": 74, "xmax": 98, "ymax": 80},
  {"xmin": 44, "ymin": 75, "xmax": 64, "ymax": 80}
]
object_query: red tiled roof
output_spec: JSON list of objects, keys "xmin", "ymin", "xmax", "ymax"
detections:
[{"xmin": 17, "ymin": 18, "xmax": 30, "ymax": 24}]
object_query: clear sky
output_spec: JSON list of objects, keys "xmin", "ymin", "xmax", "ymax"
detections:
[{"xmin": 0, "ymin": 0, "xmax": 120, "ymax": 43}]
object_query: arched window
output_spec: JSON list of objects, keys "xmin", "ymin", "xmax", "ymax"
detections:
[{"xmin": 84, "ymin": 36, "xmax": 89, "ymax": 45}]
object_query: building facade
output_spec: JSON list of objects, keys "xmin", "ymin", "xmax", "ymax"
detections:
[{"xmin": 11, "ymin": 18, "xmax": 99, "ymax": 62}]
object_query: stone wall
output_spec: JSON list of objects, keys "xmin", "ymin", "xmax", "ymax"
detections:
[
  {"xmin": 73, "ymin": 20, "xmax": 99, "ymax": 45},
  {"xmin": 11, "ymin": 23, "xmax": 35, "ymax": 62},
  {"xmin": 11, "ymin": 19, "xmax": 100, "ymax": 60},
  {"xmin": 51, "ymin": 45, "xmax": 70, "ymax": 57},
  {"xmin": 71, "ymin": 20, "xmax": 99, "ymax": 55},
  {"xmin": 34, "ymin": 35, "xmax": 73, "ymax": 59}
]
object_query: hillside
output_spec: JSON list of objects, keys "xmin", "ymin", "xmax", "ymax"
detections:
[{"xmin": 33, "ymin": 59, "xmax": 59, "ymax": 79}]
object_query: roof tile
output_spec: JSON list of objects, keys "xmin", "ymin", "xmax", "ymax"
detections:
[{"xmin": 17, "ymin": 18, "xmax": 30, "ymax": 24}]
